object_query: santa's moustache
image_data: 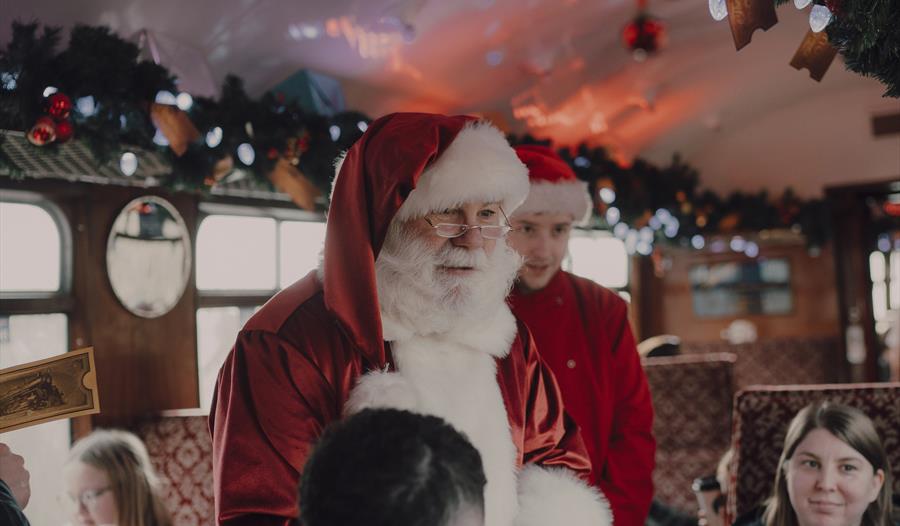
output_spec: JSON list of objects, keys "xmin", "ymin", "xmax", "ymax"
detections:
[{"xmin": 375, "ymin": 220, "xmax": 522, "ymax": 337}]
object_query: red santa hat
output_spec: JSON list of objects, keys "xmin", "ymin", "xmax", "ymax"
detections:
[{"xmin": 513, "ymin": 144, "xmax": 592, "ymax": 225}]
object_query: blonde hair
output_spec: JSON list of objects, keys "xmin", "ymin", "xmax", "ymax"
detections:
[
  {"xmin": 67, "ymin": 429, "xmax": 172, "ymax": 526},
  {"xmin": 762, "ymin": 402, "xmax": 893, "ymax": 526}
]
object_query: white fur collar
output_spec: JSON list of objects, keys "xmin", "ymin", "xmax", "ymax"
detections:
[{"xmin": 381, "ymin": 303, "xmax": 517, "ymax": 358}]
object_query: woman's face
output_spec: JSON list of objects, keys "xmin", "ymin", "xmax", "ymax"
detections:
[
  {"xmin": 63, "ymin": 461, "xmax": 119, "ymax": 526},
  {"xmin": 785, "ymin": 428, "xmax": 884, "ymax": 526}
]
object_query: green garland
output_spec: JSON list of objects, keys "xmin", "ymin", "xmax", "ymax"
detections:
[
  {"xmin": 0, "ymin": 22, "xmax": 370, "ymax": 197},
  {"xmin": 774, "ymin": 0, "xmax": 900, "ymax": 97},
  {"xmin": 512, "ymin": 135, "xmax": 831, "ymax": 249}
]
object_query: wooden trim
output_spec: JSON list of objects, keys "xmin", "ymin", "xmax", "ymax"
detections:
[
  {"xmin": 0, "ymin": 296, "xmax": 74, "ymax": 314},
  {"xmin": 198, "ymin": 293, "xmax": 274, "ymax": 308}
]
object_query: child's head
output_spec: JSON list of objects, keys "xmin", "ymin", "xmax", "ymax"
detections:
[
  {"xmin": 764, "ymin": 402, "xmax": 892, "ymax": 526},
  {"xmin": 63, "ymin": 429, "xmax": 171, "ymax": 526},
  {"xmin": 299, "ymin": 408, "xmax": 486, "ymax": 526}
]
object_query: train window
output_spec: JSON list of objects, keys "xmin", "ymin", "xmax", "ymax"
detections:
[
  {"xmin": 196, "ymin": 306, "xmax": 258, "ymax": 411},
  {"xmin": 0, "ymin": 201, "xmax": 62, "ymax": 292},
  {"xmin": 564, "ymin": 230, "xmax": 630, "ymax": 291},
  {"xmin": 0, "ymin": 193, "xmax": 72, "ymax": 525},
  {"xmin": 195, "ymin": 205, "xmax": 326, "ymax": 410},
  {"xmin": 197, "ymin": 215, "xmax": 278, "ymax": 291},
  {"xmin": 279, "ymin": 220, "xmax": 327, "ymax": 288}
]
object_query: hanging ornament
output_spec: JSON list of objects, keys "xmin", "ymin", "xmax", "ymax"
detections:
[
  {"xmin": 55, "ymin": 119, "xmax": 74, "ymax": 143},
  {"xmin": 46, "ymin": 92, "xmax": 73, "ymax": 120},
  {"xmin": 268, "ymin": 158, "xmax": 322, "ymax": 211},
  {"xmin": 824, "ymin": 0, "xmax": 843, "ymax": 16},
  {"xmin": 150, "ymin": 103, "xmax": 200, "ymax": 156},
  {"xmin": 793, "ymin": 0, "xmax": 812, "ymax": 8},
  {"xmin": 622, "ymin": 13, "xmax": 665, "ymax": 59},
  {"xmin": 709, "ymin": 0, "xmax": 728, "ymax": 22},
  {"xmin": 808, "ymin": 4, "xmax": 832, "ymax": 33},
  {"xmin": 27, "ymin": 116, "xmax": 57, "ymax": 145},
  {"xmin": 726, "ymin": 0, "xmax": 778, "ymax": 51},
  {"xmin": 790, "ymin": 29, "xmax": 838, "ymax": 81}
]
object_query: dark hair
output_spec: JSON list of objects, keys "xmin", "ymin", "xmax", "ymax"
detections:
[
  {"xmin": 299, "ymin": 408, "xmax": 487, "ymax": 526},
  {"xmin": 763, "ymin": 402, "xmax": 893, "ymax": 526}
]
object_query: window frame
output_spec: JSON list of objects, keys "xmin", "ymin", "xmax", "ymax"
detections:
[
  {"xmin": 195, "ymin": 202, "xmax": 325, "ymax": 308},
  {"xmin": 0, "ymin": 189, "xmax": 74, "ymax": 314}
]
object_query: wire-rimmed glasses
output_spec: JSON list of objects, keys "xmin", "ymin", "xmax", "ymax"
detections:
[{"xmin": 423, "ymin": 207, "xmax": 514, "ymax": 240}]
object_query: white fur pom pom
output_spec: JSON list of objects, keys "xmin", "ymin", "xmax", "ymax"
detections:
[
  {"xmin": 514, "ymin": 465, "xmax": 613, "ymax": 526},
  {"xmin": 344, "ymin": 370, "xmax": 420, "ymax": 415}
]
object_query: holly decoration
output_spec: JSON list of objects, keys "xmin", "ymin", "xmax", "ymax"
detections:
[
  {"xmin": 622, "ymin": 14, "xmax": 665, "ymax": 56},
  {"xmin": 55, "ymin": 118, "xmax": 74, "ymax": 143},
  {"xmin": 27, "ymin": 116, "xmax": 56, "ymax": 145},
  {"xmin": 46, "ymin": 92, "xmax": 72, "ymax": 120}
]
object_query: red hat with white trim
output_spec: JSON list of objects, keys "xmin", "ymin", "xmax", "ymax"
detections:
[{"xmin": 513, "ymin": 144, "xmax": 592, "ymax": 225}]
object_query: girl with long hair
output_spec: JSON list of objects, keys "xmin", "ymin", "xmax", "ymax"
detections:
[
  {"xmin": 61, "ymin": 429, "xmax": 171, "ymax": 526},
  {"xmin": 762, "ymin": 402, "xmax": 892, "ymax": 526}
]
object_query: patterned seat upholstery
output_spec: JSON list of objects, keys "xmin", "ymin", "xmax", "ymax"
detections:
[
  {"xmin": 136, "ymin": 414, "xmax": 214, "ymax": 526},
  {"xmin": 642, "ymin": 352, "xmax": 737, "ymax": 514},
  {"xmin": 682, "ymin": 336, "xmax": 838, "ymax": 390},
  {"xmin": 727, "ymin": 383, "xmax": 900, "ymax": 523}
]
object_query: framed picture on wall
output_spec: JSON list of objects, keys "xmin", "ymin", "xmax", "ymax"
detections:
[{"xmin": 689, "ymin": 258, "xmax": 793, "ymax": 318}]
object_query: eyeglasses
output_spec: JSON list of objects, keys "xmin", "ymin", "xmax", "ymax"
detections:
[
  {"xmin": 423, "ymin": 207, "xmax": 514, "ymax": 240},
  {"xmin": 59, "ymin": 487, "xmax": 112, "ymax": 512}
]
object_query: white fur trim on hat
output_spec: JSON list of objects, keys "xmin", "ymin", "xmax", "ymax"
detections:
[
  {"xmin": 514, "ymin": 465, "xmax": 613, "ymax": 526},
  {"xmin": 512, "ymin": 180, "xmax": 593, "ymax": 226},
  {"xmin": 395, "ymin": 121, "xmax": 530, "ymax": 221}
]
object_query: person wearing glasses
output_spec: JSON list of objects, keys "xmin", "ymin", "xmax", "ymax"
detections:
[
  {"xmin": 506, "ymin": 144, "xmax": 656, "ymax": 525},
  {"xmin": 211, "ymin": 113, "xmax": 612, "ymax": 526},
  {"xmin": 62, "ymin": 429, "xmax": 171, "ymax": 526}
]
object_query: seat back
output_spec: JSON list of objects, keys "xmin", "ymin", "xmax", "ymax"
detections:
[
  {"xmin": 642, "ymin": 352, "xmax": 737, "ymax": 513},
  {"xmin": 727, "ymin": 383, "xmax": 900, "ymax": 522},
  {"xmin": 682, "ymin": 336, "xmax": 838, "ymax": 390},
  {"xmin": 136, "ymin": 413, "xmax": 214, "ymax": 526}
]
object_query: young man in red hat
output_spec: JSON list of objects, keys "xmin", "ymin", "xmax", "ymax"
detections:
[
  {"xmin": 507, "ymin": 144, "xmax": 656, "ymax": 525},
  {"xmin": 210, "ymin": 114, "xmax": 612, "ymax": 526}
]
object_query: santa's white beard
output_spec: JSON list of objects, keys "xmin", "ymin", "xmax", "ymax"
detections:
[{"xmin": 375, "ymin": 221, "xmax": 522, "ymax": 337}]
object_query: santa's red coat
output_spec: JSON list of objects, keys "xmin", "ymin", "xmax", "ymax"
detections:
[
  {"xmin": 209, "ymin": 271, "xmax": 593, "ymax": 525},
  {"xmin": 509, "ymin": 270, "xmax": 657, "ymax": 525}
]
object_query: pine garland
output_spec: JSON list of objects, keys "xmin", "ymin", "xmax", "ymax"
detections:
[
  {"xmin": 512, "ymin": 135, "xmax": 832, "ymax": 249},
  {"xmin": 0, "ymin": 22, "xmax": 370, "ymax": 197},
  {"xmin": 775, "ymin": 0, "xmax": 900, "ymax": 97}
]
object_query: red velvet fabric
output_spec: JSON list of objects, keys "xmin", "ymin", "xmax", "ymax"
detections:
[
  {"xmin": 508, "ymin": 270, "xmax": 656, "ymax": 525},
  {"xmin": 209, "ymin": 113, "xmax": 593, "ymax": 526}
]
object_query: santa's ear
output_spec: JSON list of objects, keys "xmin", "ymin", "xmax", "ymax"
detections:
[{"xmin": 344, "ymin": 370, "xmax": 420, "ymax": 416}]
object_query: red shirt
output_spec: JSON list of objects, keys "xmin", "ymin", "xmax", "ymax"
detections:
[{"xmin": 509, "ymin": 270, "xmax": 656, "ymax": 525}]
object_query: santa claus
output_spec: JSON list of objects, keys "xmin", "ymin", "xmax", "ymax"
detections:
[{"xmin": 210, "ymin": 113, "xmax": 612, "ymax": 526}]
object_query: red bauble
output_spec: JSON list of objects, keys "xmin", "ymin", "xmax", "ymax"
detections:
[
  {"xmin": 55, "ymin": 119, "xmax": 74, "ymax": 143},
  {"xmin": 622, "ymin": 14, "xmax": 665, "ymax": 55},
  {"xmin": 267, "ymin": 147, "xmax": 280, "ymax": 160},
  {"xmin": 27, "ymin": 116, "xmax": 57, "ymax": 146},
  {"xmin": 824, "ymin": 0, "xmax": 843, "ymax": 15},
  {"xmin": 46, "ymin": 93, "xmax": 73, "ymax": 121}
]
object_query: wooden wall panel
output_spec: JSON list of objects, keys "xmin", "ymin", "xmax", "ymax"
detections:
[
  {"xmin": 82, "ymin": 186, "xmax": 200, "ymax": 426},
  {"xmin": 1, "ymin": 178, "xmax": 201, "ymax": 429},
  {"xmin": 654, "ymin": 243, "xmax": 840, "ymax": 343}
]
